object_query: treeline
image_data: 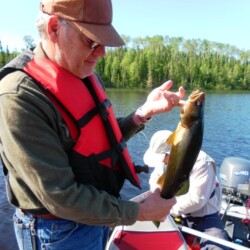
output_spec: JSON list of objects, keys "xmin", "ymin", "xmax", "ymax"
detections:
[
  {"xmin": 96, "ymin": 35, "xmax": 250, "ymax": 90},
  {"xmin": 0, "ymin": 36, "xmax": 35, "ymax": 68},
  {"xmin": 1, "ymin": 35, "xmax": 250, "ymax": 90},
  {"xmin": 0, "ymin": 41, "xmax": 19, "ymax": 68}
]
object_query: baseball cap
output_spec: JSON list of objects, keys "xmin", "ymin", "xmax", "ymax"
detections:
[
  {"xmin": 40, "ymin": 0, "xmax": 125, "ymax": 47},
  {"xmin": 143, "ymin": 130, "xmax": 173, "ymax": 167}
]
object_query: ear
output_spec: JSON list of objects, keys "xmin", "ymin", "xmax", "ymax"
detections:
[{"xmin": 47, "ymin": 16, "xmax": 60, "ymax": 42}]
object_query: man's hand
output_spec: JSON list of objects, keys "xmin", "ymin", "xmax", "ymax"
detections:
[
  {"xmin": 140, "ymin": 80, "xmax": 185, "ymax": 119},
  {"xmin": 137, "ymin": 188, "xmax": 176, "ymax": 222}
]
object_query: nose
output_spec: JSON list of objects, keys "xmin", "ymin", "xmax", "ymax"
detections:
[{"xmin": 93, "ymin": 45, "xmax": 106, "ymax": 58}]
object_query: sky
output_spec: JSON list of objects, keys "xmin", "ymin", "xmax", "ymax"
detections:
[{"xmin": 1, "ymin": 0, "xmax": 250, "ymax": 52}]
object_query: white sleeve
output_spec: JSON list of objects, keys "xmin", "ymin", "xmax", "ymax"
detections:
[{"xmin": 170, "ymin": 160, "xmax": 216, "ymax": 216}]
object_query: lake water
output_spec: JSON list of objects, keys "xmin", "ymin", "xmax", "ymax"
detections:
[
  {"xmin": 107, "ymin": 90, "xmax": 250, "ymax": 199},
  {"xmin": 0, "ymin": 90, "xmax": 250, "ymax": 249}
]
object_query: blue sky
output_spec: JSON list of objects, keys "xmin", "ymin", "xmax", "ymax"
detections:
[{"xmin": 1, "ymin": 0, "xmax": 250, "ymax": 51}]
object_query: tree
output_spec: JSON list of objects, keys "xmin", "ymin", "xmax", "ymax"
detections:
[
  {"xmin": 96, "ymin": 35, "xmax": 250, "ymax": 90},
  {"xmin": 0, "ymin": 40, "xmax": 6, "ymax": 67},
  {"xmin": 23, "ymin": 35, "xmax": 35, "ymax": 49}
]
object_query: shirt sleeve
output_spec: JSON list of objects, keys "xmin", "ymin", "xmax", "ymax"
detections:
[
  {"xmin": 117, "ymin": 112, "xmax": 144, "ymax": 141},
  {"xmin": 170, "ymin": 159, "xmax": 216, "ymax": 216}
]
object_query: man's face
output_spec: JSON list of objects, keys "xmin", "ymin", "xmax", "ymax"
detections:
[
  {"xmin": 163, "ymin": 154, "xmax": 170, "ymax": 164},
  {"xmin": 53, "ymin": 19, "xmax": 106, "ymax": 78}
]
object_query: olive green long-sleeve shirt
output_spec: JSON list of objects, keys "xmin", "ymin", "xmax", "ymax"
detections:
[{"xmin": 0, "ymin": 48, "xmax": 143, "ymax": 227}]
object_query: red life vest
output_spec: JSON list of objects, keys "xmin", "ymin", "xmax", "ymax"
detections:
[{"xmin": 23, "ymin": 57, "xmax": 140, "ymax": 196}]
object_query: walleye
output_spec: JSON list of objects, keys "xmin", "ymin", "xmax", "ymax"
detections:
[{"xmin": 154, "ymin": 89, "xmax": 205, "ymax": 227}]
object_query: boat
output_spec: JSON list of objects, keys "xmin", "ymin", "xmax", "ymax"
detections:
[
  {"xmin": 106, "ymin": 157, "xmax": 250, "ymax": 250},
  {"xmin": 220, "ymin": 157, "xmax": 250, "ymax": 247},
  {"xmin": 106, "ymin": 191, "xmax": 189, "ymax": 250}
]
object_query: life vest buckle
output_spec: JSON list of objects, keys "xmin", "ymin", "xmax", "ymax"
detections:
[{"xmin": 100, "ymin": 99, "xmax": 111, "ymax": 120}]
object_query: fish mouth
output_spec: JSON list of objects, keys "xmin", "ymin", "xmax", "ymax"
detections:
[{"xmin": 189, "ymin": 89, "xmax": 205, "ymax": 102}]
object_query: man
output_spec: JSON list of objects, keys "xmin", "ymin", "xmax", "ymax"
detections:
[
  {"xmin": 0, "ymin": 1, "xmax": 185, "ymax": 249},
  {"xmin": 144, "ymin": 130, "xmax": 230, "ymax": 250}
]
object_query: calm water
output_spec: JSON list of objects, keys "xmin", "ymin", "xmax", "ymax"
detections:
[
  {"xmin": 0, "ymin": 90, "xmax": 250, "ymax": 248},
  {"xmin": 106, "ymin": 90, "xmax": 250, "ymax": 199}
]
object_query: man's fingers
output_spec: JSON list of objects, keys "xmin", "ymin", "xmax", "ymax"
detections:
[
  {"xmin": 159, "ymin": 80, "xmax": 173, "ymax": 91},
  {"xmin": 175, "ymin": 86, "xmax": 185, "ymax": 99},
  {"xmin": 160, "ymin": 82, "xmax": 185, "ymax": 99}
]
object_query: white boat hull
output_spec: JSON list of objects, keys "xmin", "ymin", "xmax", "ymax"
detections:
[{"xmin": 106, "ymin": 191, "xmax": 250, "ymax": 250}]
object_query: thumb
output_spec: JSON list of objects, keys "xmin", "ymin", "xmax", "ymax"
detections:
[{"xmin": 177, "ymin": 86, "xmax": 185, "ymax": 99}]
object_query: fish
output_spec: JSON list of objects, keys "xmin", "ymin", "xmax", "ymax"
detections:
[{"xmin": 154, "ymin": 88, "xmax": 205, "ymax": 228}]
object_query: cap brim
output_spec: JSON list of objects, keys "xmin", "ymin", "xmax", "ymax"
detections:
[
  {"xmin": 72, "ymin": 22, "xmax": 125, "ymax": 47},
  {"xmin": 143, "ymin": 149, "xmax": 166, "ymax": 168}
]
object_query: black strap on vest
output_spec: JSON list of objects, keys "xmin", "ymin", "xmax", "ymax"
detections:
[
  {"xmin": 77, "ymin": 107, "xmax": 98, "ymax": 128},
  {"xmin": 76, "ymin": 99, "xmax": 112, "ymax": 130},
  {"xmin": 83, "ymin": 77, "xmax": 127, "ymax": 166},
  {"xmin": 82, "ymin": 77, "xmax": 142, "ymax": 189}
]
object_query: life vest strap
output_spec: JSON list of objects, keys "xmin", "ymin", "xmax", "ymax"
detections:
[
  {"xmin": 76, "ymin": 99, "xmax": 112, "ymax": 129},
  {"xmin": 117, "ymin": 139, "xmax": 127, "ymax": 154},
  {"xmin": 99, "ymin": 99, "xmax": 112, "ymax": 120},
  {"xmin": 77, "ymin": 107, "xmax": 98, "ymax": 128}
]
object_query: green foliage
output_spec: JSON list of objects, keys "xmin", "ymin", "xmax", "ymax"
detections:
[
  {"xmin": 0, "ymin": 41, "xmax": 19, "ymax": 68},
  {"xmin": 23, "ymin": 35, "xmax": 35, "ymax": 49},
  {"xmin": 96, "ymin": 36, "xmax": 250, "ymax": 90},
  {"xmin": 0, "ymin": 35, "xmax": 250, "ymax": 90}
]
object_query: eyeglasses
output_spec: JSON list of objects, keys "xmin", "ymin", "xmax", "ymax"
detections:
[
  {"xmin": 82, "ymin": 34, "xmax": 100, "ymax": 50},
  {"xmin": 60, "ymin": 19, "xmax": 100, "ymax": 51}
]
